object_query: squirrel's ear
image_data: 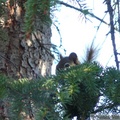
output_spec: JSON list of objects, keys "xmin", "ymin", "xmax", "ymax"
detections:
[
  {"xmin": 69, "ymin": 52, "xmax": 77, "ymax": 60},
  {"xmin": 69, "ymin": 52, "xmax": 80, "ymax": 65}
]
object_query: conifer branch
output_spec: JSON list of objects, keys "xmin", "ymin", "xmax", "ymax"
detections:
[{"xmin": 56, "ymin": 1, "xmax": 109, "ymax": 25}]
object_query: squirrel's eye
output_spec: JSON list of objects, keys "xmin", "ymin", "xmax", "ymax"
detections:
[{"xmin": 64, "ymin": 63, "xmax": 70, "ymax": 68}]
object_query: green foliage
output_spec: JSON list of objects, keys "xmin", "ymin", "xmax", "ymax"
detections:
[
  {"xmin": 0, "ymin": 63, "xmax": 120, "ymax": 119},
  {"xmin": 6, "ymin": 78, "xmax": 59, "ymax": 119},
  {"xmin": 0, "ymin": 0, "xmax": 6, "ymax": 16},
  {"xmin": 102, "ymin": 67, "xmax": 120, "ymax": 103},
  {"xmin": 55, "ymin": 62, "xmax": 103, "ymax": 119},
  {"xmin": 24, "ymin": 0, "xmax": 56, "ymax": 32}
]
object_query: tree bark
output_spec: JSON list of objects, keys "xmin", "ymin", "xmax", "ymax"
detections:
[
  {"xmin": 0, "ymin": 0, "xmax": 53, "ymax": 119},
  {"xmin": 0, "ymin": 0, "xmax": 53, "ymax": 79}
]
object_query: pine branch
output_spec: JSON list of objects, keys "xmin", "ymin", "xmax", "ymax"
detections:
[
  {"xmin": 93, "ymin": 103, "xmax": 118, "ymax": 113},
  {"xmin": 56, "ymin": 1, "xmax": 109, "ymax": 25}
]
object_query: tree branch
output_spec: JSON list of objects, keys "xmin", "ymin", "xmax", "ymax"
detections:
[
  {"xmin": 106, "ymin": 0, "xmax": 119, "ymax": 69},
  {"xmin": 56, "ymin": 1, "xmax": 109, "ymax": 25},
  {"xmin": 93, "ymin": 103, "xmax": 118, "ymax": 113}
]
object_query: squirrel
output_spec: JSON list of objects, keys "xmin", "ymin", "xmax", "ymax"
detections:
[
  {"xmin": 56, "ymin": 44, "xmax": 98, "ymax": 71},
  {"xmin": 56, "ymin": 52, "xmax": 80, "ymax": 71}
]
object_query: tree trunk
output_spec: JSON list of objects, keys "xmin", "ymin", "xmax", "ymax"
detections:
[
  {"xmin": 0, "ymin": 0, "xmax": 53, "ymax": 119},
  {"xmin": 0, "ymin": 0, "xmax": 53, "ymax": 79}
]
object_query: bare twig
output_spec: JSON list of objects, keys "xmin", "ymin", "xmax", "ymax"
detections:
[
  {"xmin": 106, "ymin": 0, "xmax": 119, "ymax": 69},
  {"xmin": 56, "ymin": 1, "xmax": 109, "ymax": 25}
]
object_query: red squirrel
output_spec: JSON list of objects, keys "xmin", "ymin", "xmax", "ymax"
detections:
[
  {"xmin": 56, "ymin": 52, "xmax": 80, "ymax": 71},
  {"xmin": 56, "ymin": 44, "xmax": 97, "ymax": 71}
]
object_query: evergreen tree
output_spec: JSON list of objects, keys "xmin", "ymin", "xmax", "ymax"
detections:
[{"xmin": 0, "ymin": 0, "xmax": 120, "ymax": 120}]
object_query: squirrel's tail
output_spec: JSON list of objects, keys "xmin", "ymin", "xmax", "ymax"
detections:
[{"xmin": 82, "ymin": 42, "xmax": 100, "ymax": 63}]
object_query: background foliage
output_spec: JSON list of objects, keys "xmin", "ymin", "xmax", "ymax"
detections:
[{"xmin": 0, "ymin": 62, "xmax": 120, "ymax": 119}]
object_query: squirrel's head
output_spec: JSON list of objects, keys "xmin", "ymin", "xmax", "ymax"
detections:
[{"xmin": 56, "ymin": 52, "xmax": 80, "ymax": 71}]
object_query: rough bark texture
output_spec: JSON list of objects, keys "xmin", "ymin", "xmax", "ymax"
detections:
[
  {"xmin": 0, "ymin": 1, "xmax": 53, "ymax": 119},
  {"xmin": 0, "ymin": 0, "xmax": 53, "ymax": 79}
]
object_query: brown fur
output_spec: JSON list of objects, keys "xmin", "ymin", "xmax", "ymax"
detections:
[{"xmin": 56, "ymin": 52, "xmax": 80, "ymax": 71}]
